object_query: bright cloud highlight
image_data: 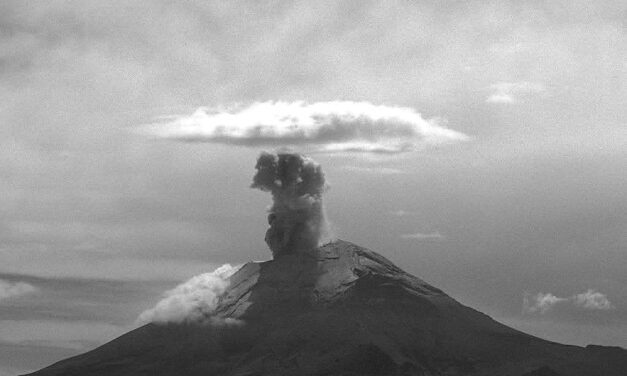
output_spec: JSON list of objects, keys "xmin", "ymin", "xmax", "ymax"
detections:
[
  {"xmin": 143, "ymin": 101, "xmax": 468, "ymax": 153},
  {"xmin": 573, "ymin": 289, "xmax": 613, "ymax": 310},
  {"xmin": 523, "ymin": 292, "xmax": 568, "ymax": 314}
]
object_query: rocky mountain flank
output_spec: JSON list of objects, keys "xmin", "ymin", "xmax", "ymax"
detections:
[{"xmin": 26, "ymin": 240, "xmax": 627, "ymax": 376}]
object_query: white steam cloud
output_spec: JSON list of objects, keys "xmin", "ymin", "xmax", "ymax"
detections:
[
  {"xmin": 0, "ymin": 279, "xmax": 37, "ymax": 302},
  {"xmin": 523, "ymin": 289, "xmax": 614, "ymax": 314},
  {"xmin": 138, "ymin": 264, "xmax": 241, "ymax": 324},
  {"xmin": 143, "ymin": 101, "xmax": 468, "ymax": 153}
]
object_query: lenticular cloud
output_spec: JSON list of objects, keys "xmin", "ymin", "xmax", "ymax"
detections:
[{"xmin": 144, "ymin": 101, "xmax": 468, "ymax": 153}]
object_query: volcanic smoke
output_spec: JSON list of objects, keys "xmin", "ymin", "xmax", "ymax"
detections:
[{"xmin": 252, "ymin": 152, "xmax": 331, "ymax": 258}]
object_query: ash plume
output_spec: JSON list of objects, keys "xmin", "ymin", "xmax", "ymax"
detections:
[{"xmin": 252, "ymin": 152, "xmax": 331, "ymax": 258}]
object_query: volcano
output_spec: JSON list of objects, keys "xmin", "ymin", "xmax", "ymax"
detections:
[{"xmin": 25, "ymin": 240, "xmax": 627, "ymax": 376}]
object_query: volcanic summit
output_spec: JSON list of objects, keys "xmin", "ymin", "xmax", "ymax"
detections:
[{"xmin": 25, "ymin": 153, "xmax": 627, "ymax": 376}]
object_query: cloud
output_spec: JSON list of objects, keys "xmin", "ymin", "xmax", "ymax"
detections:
[
  {"xmin": 523, "ymin": 289, "xmax": 614, "ymax": 314},
  {"xmin": 391, "ymin": 210, "xmax": 415, "ymax": 217},
  {"xmin": 143, "ymin": 101, "xmax": 468, "ymax": 153},
  {"xmin": 486, "ymin": 81, "xmax": 546, "ymax": 104},
  {"xmin": 523, "ymin": 292, "xmax": 568, "ymax": 314},
  {"xmin": 137, "ymin": 264, "xmax": 241, "ymax": 324},
  {"xmin": 0, "ymin": 242, "xmax": 223, "ymax": 282},
  {"xmin": 486, "ymin": 93, "xmax": 515, "ymax": 104},
  {"xmin": 341, "ymin": 166, "xmax": 405, "ymax": 174},
  {"xmin": 573, "ymin": 289, "xmax": 613, "ymax": 310},
  {"xmin": 0, "ymin": 279, "xmax": 37, "ymax": 302},
  {"xmin": 400, "ymin": 232, "xmax": 444, "ymax": 240},
  {"xmin": 0, "ymin": 319, "xmax": 124, "ymax": 350}
]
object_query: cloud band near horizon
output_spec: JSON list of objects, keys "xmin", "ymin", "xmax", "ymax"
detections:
[
  {"xmin": 523, "ymin": 290, "xmax": 614, "ymax": 314},
  {"xmin": 142, "ymin": 101, "xmax": 468, "ymax": 153}
]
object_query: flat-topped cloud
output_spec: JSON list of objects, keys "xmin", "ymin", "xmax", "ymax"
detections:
[{"xmin": 143, "ymin": 101, "xmax": 468, "ymax": 153}]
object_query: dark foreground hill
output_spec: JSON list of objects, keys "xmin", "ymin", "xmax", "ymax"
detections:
[{"xmin": 25, "ymin": 240, "xmax": 627, "ymax": 376}]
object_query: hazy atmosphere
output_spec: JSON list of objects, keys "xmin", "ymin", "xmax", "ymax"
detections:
[{"xmin": 1, "ymin": 1, "xmax": 625, "ymax": 374}]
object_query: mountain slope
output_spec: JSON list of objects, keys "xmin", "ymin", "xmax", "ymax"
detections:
[{"xmin": 25, "ymin": 240, "xmax": 627, "ymax": 376}]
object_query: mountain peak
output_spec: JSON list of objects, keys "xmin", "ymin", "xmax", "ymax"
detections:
[
  {"xmin": 214, "ymin": 240, "xmax": 445, "ymax": 321},
  {"xmin": 26, "ymin": 240, "xmax": 627, "ymax": 376}
]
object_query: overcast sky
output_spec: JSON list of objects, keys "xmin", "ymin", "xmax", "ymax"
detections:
[{"xmin": 1, "ymin": 1, "xmax": 626, "ymax": 374}]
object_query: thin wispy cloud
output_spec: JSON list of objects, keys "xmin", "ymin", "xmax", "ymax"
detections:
[
  {"xmin": 486, "ymin": 82, "xmax": 546, "ymax": 104},
  {"xmin": 391, "ymin": 210, "xmax": 415, "ymax": 217},
  {"xmin": 0, "ymin": 279, "xmax": 37, "ymax": 302},
  {"xmin": 0, "ymin": 319, "xmax": 124, "ymax": 350},
  {"xmin": 143, "ymin": 101, "xmax": 468, "ymax": 154},
  {"xmin": 523, "ymin": 289, "xmax": 614, "ymax": 314},
  {"xmin": 400, "ymin": 232, "xmax": 444, "ymax": 240},
  {"xmin": 523, "ymin": 292, "xmax": 568, "ymax": 314},
  {"xmin": 341, "ymin": 166, "xmax": 405, "ymax": 174}
]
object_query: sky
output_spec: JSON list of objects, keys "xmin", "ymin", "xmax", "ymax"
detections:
[{"xmin": 0, "ymin": 0, "xmax": 626, "ymax": 374}]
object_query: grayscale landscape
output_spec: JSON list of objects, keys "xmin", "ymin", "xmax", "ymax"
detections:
[{"xmin": 1, "ymin": 1, "xmax": 625, "ymax": 375}]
